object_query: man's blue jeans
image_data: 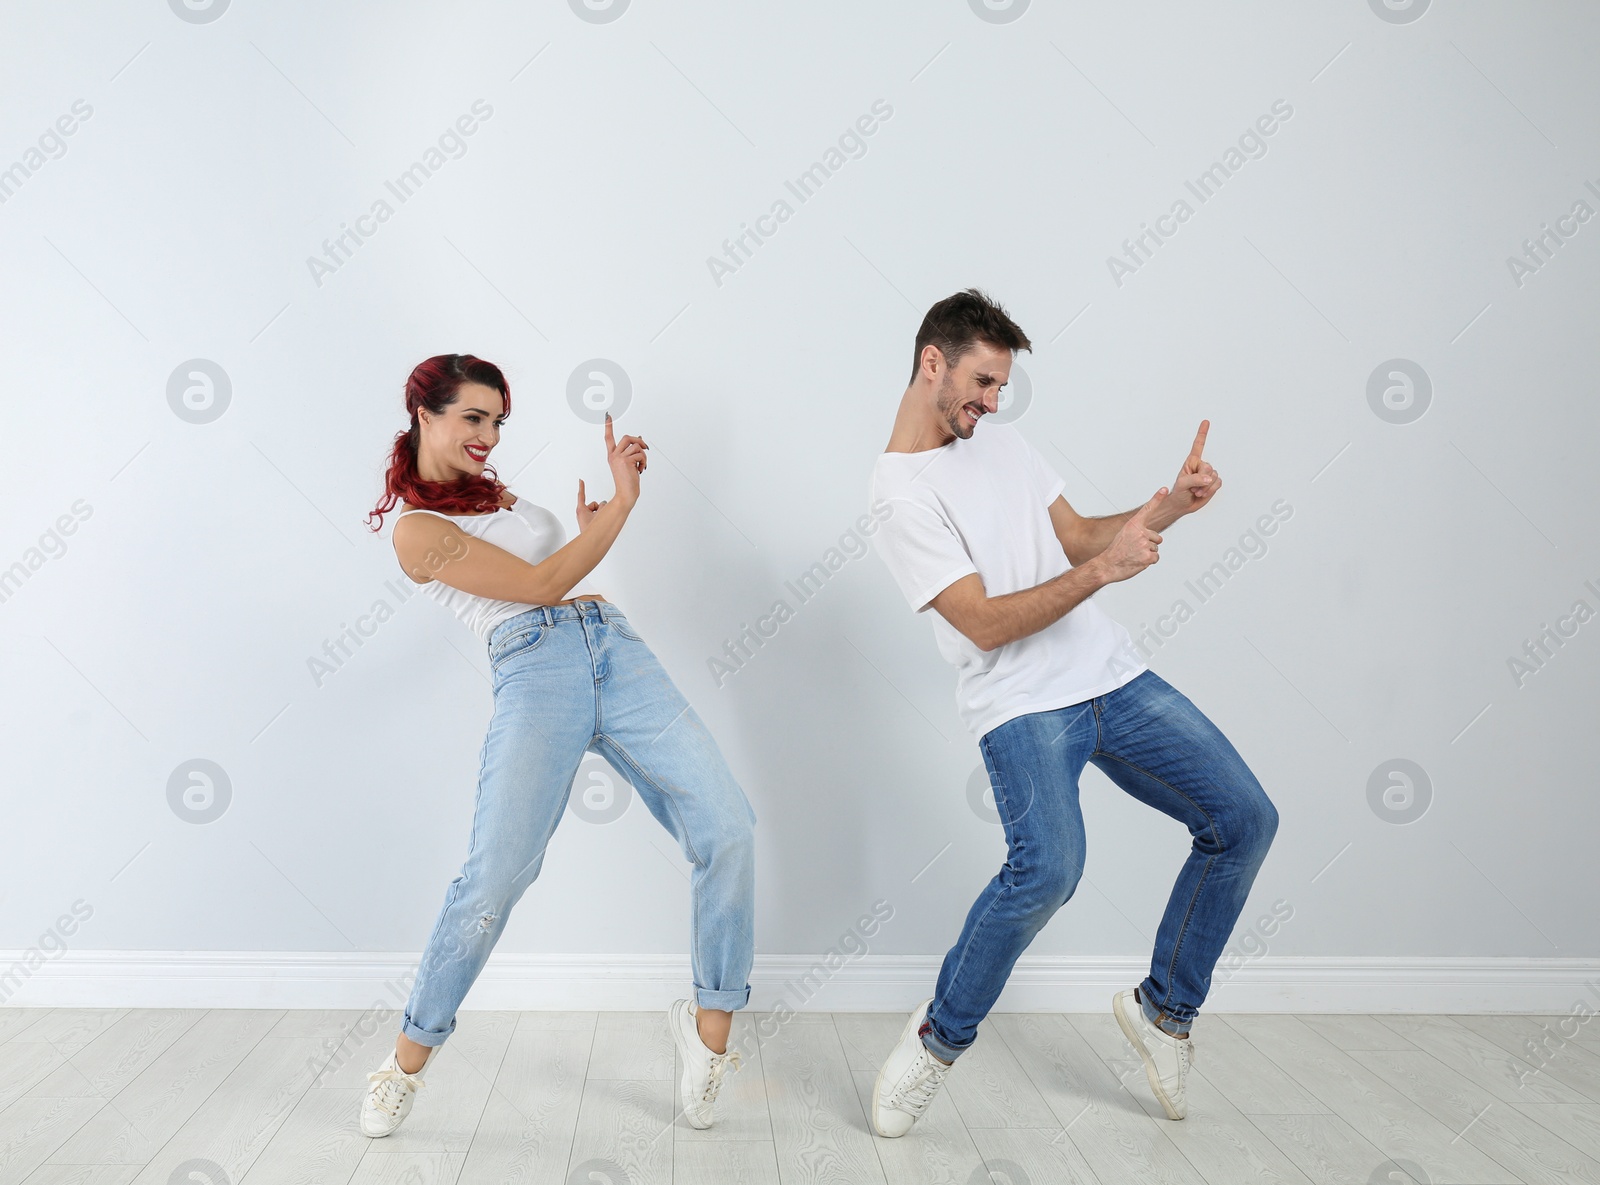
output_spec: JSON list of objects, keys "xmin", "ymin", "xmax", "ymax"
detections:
[
  {"xmin": 920, "ymin": 668, "xmax": 1279, "ymax": 1061},
  {"xmin": 401, "ymin": 600, "xmax": 757, "ymax": 1048}
]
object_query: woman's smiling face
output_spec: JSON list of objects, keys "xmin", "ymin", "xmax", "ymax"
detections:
[{"xmin": 420, "ymin": 381, "xmax": 505, "ymax": 479}]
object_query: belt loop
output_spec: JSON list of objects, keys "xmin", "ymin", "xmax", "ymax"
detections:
[{"xmin": 539, "ymin": 605, "xmax": 552, "ymax": 627}]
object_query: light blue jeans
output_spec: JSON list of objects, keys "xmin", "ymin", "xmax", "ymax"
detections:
[
  {"xmin": 920, "ymin": 668, "xmax": 1279, "ymax": 1061},
  {"xmin": 401, "ymin": 599, "xmax": 757, "ymax": 1047}
]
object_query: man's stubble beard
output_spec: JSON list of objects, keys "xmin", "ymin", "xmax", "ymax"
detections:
[{"xmin": 934, "ymin": 372, "xmax": 972, "ymax": 441}]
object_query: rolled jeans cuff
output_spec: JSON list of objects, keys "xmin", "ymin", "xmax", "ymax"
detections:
[
  {"xmin": 919, "ymin": 1023, "xmax": 970, "ymax": 1064},
  {"xmin": 401, "ymin": 1011, "xmax": 455, "ymax": 1048},
  {"xmin": 696, "ymin": 983, "xmax": 751, "ymax": 1011},
  {"xmin": 1139, "ymin": 985, "xmax": 1194, "ymax": 1037}
]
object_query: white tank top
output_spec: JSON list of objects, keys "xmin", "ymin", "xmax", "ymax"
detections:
[{"xmin": 393, "ymin": 496, "xmax": 567, "ymax": 643}]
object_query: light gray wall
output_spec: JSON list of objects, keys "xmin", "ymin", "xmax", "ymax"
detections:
[{"xmin": 2, "ymin": 0, "xmax": 1595, "ymax": 972}]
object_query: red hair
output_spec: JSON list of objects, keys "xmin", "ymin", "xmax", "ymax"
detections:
[{"xmin": 366, "ymin": 354, "xmax": 513, "ymax": 532}]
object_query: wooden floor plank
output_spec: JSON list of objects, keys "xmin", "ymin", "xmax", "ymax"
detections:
[
  {"xmin": 0, "ymin": 1009, "xmax": 55, "ymax": 1045},
  {"xmin": 1172, "ymin": 1018, "xmax": 1328, "ymax": 1116},
  {"xmin": 262, "ymin": 1009, "xmax": 363, "ymax": 1040},
  {"xmin": 452, "ymin": 1026, "xmax": 591, "ymax": 1184},
  {"xmin": 829, "ymin": 1013, "xmax": 902, "ymax": 1076},
  {"xmin": 0, "ymin": 1097, "xmax": 108, "ymax": 1183},
  {"xmin": 48, "ymin": 1010, "xmax": 284, "ymax": 1167},
  {"xmin": 566, "ymin": 1078, "xmax": 673, "ymax": 1185},
  {"xmin": 1247, "ymin": 1112, "xmax": 1403, "ymax": 1185},
  {"xmin": 28, "ymin": 1011, "xmax": 206, "ymax": 1102},
  {"xmin": 1223, "ymin": 1015, "xmax": 1520, "ymax": 1183},
  {"xmin": 236, "ymin": 1086, "xmax": 369, "ymax": 1185},
  {"xmin": 1376, "ymin": 1015, "xmax": 1586, "ymax": 1106},
  {"xmin": 18, "ymin": 1165, "xmax": 142, "ymax": 1185},
  {"xmin": 587, "ymin": 1011, "xmax": 674, "ymax": 1082},
  {"xmin": 966, "ymin": 1127, "xmax": 1103, "ymax": 1185},
  {"xmin": 345, "ymin": 1151, "xmax": 464, "ymax": 1184},
  {"xmin": 1289, "ymin": 1014, "xmax": 1416, "ymax": 1052},
  {"xmin": 675, "ymin": 1139, "xmax": 782, "ymax": 1185},
  {"xmin": 12, "ymin": 1011, "xmax": 129, "ymax": 1057},
  {"xmin": 1070, "ymin": 1013, "xmax": 1315, "ymax": 1185},
  {"xmin": 1349, "ymin": 1047, "xmax": 1500, "ymax": 1127},
  {"xmin": 1352, "ymin": 1051, "xmax": 1600, "ymax": 1185},
  {"xmin": 17, "ymin": 1005, "xmax": 1593, "ymax": 1184},
  {"xmin": 759, "ymin": 1015, "xmax": 888, "ymax": 1185},
  {"xmin": 120, "ymin": 1034, "xmax": 328, "ymax": 1185},
  {"xmin": 513, "ymin": 1010, "xmax": 597, "ymax": 1033},
  {"xmin": 1, "ymin": 1043, "xmax": 77, "ymax": 1111},
  {"xmin": 1522, "ymin": 1014, "xmax": 1600, "ymax": 1051},
  {"xmin": 1514, "ymin": 1103, "xmax": 1600, "ymax": 1159},
  {"xmin": 991, "ymin": 1014, "xmax": 1206, "ymax": 1185},
  {"xmin": 1451, "ymin": 1014, "xmax": 1600, "ymax": 1104}
]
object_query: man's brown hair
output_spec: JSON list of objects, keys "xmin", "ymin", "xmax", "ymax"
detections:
[{"xmin": 909, "ymin": 288, "xmax": 1032, "ymax": 386}]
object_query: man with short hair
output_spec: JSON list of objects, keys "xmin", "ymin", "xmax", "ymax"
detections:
[{"xmin": 867, "ymin": 288, "xmax": 1279, "ymax": 1135}]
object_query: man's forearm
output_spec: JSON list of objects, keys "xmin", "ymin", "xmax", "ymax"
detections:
[
  {"xmin": 1070, "ymin": 504, "xmax": 1179, "ymax": 566},
  {"xmin": 976, "ymin": 558, "xmax": 1110, "ymax": 650},
  {"xmin": 1069, "ymin": 512, "xmax": 1134, "ymax": 567}
]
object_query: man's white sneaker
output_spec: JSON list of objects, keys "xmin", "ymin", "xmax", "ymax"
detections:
[
  {"xmin": 1112, "ymin": 988, "xmax": 1195, "ymax": 1120},
  {"xmin": 668, "ymin": 998, "xmax": 743, "ymax": 1129},
  {"xmin": 871, "ymin": 998, "xmax": 952, "ymax": 1138},
  {"xmin": 360, "ymin": 1045, "xmax": 436, "ymax": 1137}
]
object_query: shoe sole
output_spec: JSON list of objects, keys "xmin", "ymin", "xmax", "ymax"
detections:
[
  {"xmin": 1112, "ymin": 992, "xmax": 1184, "ymax": 1121},
  {"xmin": 870, "ymin": 1002, "xmax": 930, "ymax": 1138},
  {"xmin": 668, "ymin": 999, "xmax": 713, "ymax": 1130}
]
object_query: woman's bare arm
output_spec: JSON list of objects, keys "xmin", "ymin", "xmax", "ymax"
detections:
[
  {"xmin": 394, "ymin": 496, "xmax": 632, "ymax": 604},
  {"xmin": 392, "ymin": 415, "xmax": 646, "ymax": 605}
]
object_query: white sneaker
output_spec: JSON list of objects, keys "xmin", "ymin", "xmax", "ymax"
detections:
[
  {"xmin": 668, "ymin": 998, "xmax": 743, "ymax": 1129},
  {"xmin": 360, "ymin": 1045, "xmax": 436, "ymax": 1137},
  {"xmin": 871, "ymin": 998, "xmax": 952, "ymax": 1138},
  {"xmin": 1112, "ymin": 988, "xmax": 1195, "ymax": 1120}
]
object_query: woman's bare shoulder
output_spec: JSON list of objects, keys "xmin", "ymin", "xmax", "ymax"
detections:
[{"xmin": 390, "ymin": 506, "xmax": 435, "ymax": 585}]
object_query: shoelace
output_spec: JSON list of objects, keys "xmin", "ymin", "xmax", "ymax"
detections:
[
  {"xmin": 1170, "ymin": 1036, "xmax": 1197, "ymax": 1074},
  {"xmin": 892, "ymin": 1052, "xmax": 951, "ymax": 1117},
  {"xmin": 698, "ymin": 1049, "xmax": 744, "ymax": 1103},
  {"xmin": 366, "ymin": 1065, "xmax": 425, "ymax": 1117}
]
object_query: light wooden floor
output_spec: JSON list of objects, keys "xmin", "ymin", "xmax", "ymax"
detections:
[{"xmin": 1, "ymin": 1007, "xmax": 1594, "ymax": 1184}]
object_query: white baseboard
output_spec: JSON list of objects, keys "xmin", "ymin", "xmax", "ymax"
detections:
[{"xmin": 2, "ymin": 952, "xmax": 1596, "ymax": 1013}]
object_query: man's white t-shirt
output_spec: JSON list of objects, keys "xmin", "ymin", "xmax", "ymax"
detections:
[{"xmin": 869, "ymin": 419, "xmax": 1147, "ymax": 739}]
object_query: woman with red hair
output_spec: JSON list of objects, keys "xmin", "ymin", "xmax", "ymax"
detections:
[{"xmin": 359, "ymin": 354, "xmax": 755, "ymax": 1138}]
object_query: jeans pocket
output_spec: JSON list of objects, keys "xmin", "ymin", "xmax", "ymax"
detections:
[
  {"xmin": 490, "ymin": 623, "xmax": 548, "ymax": 672},
  {"xmin": 607, "ymin": 615, "xmax": 643, "ymax": 642}
]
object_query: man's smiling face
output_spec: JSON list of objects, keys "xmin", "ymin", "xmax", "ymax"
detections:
[{"xmin": 933, "ymin": 339, "xmax": 1013, "ymax": 442}]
